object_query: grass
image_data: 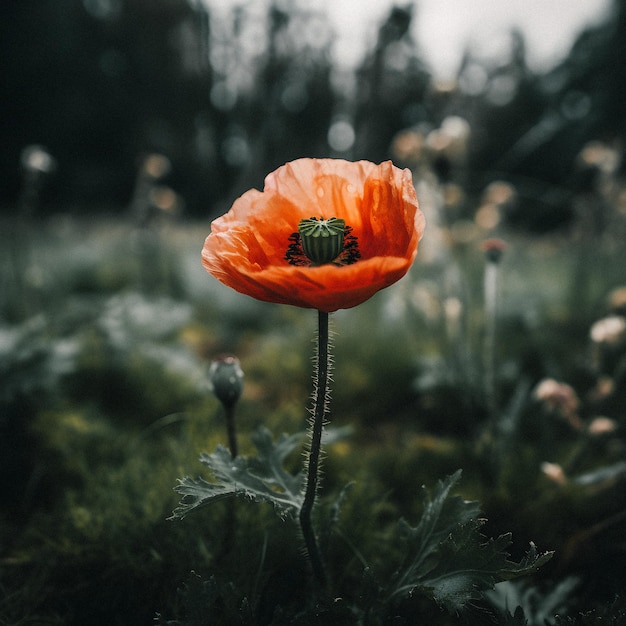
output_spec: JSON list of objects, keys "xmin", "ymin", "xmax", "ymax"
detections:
[{"xmin": 1, "ymin": 206, "xmax": 625, "ymax": 624}]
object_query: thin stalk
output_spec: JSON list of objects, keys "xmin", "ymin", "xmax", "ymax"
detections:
[
  {"xmin": 218, "ymin": 401, "xmax": 239, "ymax": 560},
  {"xmin": 299, "ymin": 309, "xmax": 329, "ymax": 589},
  {"xmin": 484, "ymin": 260, "xmax": 499, "ymax": 427},
  {"xmin": 224, "ymin": 404, "xmax": 239, "ymax": 459},
  {"xmin": 219, "ymin": 403, "xmax": 238, "ymax": 563}
]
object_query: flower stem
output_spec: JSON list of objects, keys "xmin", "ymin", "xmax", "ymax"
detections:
[
  {"xmin": 484, "ymin": 259, "xmax": 498, "ymax": 425},
  {"xmin": 299, "ymin": 310, "xmax": 329, "ymax": 589},
  {"xmin": 225, "ymin": 404, "xmax": 238, "ymax": 458},
  {"xmin": 219, "ymin": 403, "xmax": 238, "ymax": 564}
]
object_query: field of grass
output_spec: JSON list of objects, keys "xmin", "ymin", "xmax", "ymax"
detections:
[{"xmin": 1, "ymin": 194, "xmax": 625, "ymax": 624}]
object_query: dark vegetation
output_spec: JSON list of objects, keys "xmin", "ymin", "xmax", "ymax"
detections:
[{"xmin": 1, "ymin": 0, "xmax": 626, "ymax": 624}]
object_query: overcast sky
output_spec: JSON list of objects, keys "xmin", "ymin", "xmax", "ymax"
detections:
[
  {"xmin": 324, "ymin": 0, "xmax": 613, "ymax": 78},
  {"xmin": 205, "ymin": 0, "xmax": 613, "ymax": 79}
]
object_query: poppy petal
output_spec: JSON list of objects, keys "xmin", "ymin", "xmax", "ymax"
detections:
[{"xmin": 202, "ymin": 158, "xmax": 424, "ymax": 312}]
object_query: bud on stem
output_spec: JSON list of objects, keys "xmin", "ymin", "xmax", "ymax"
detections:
[{"xmin": 209, "ymin": 355, "xmax": 244, "ymax": 458}]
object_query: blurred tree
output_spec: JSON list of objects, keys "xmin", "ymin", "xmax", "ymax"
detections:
[
  {"xmin": 542, "ymin": 0, "xmax": 626, "ymax": 177},
  {"xmin": 0, "ymin": 0, "xmax": 212, "ymax": 214},
  {"xmin": 452, "ymin": 29, "xmax": 556, "ymax": 230},
  {"xmin": 459, "ymin": 29, "xmax": 544, "ymax": 172},
  {"xmin": 352, "ymin": 5, "xmax": 431, "ymax": 162},
  {"xmin": 2, "ymin": 0, "xmax": 621, "ymax": 222},
  {"xmin": 456, "ymin": 0, "xmax": 626, "ymax": 231},
  {"xmin": 0, "ymin": 0, "xmax": 340, "ymax": 216},
  {"xmin": 220, "ymin": 1, "xmax": 338, "ymax": 204}
]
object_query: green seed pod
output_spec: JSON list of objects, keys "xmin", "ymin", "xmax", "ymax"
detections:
[{"xmin": 298, "ymin": 217, "xmax": 346, "ymax": 265}]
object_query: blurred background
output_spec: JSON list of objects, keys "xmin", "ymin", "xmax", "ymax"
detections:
[
  {"xmin": 0, "ymin": 0, "xmax": 623, "ymax": 221},
  {"xmin": 2, "ymin": 1, "xmax": 626, "ymax": 624}
]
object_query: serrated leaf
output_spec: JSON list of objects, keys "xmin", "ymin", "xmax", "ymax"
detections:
[
  {"xmin": 554, "ymin": 595, "xmax": 626, "ymax": 625},
  {"xmin": 390, "ymin": 470, "xmax": 480, "ymax": 597},
  {"xmin": 244, "ymin": 427, "xmax": 306, "ymax": 499},
  {"xmin": 417, "ymin": 522, "xmax": 553, "ymax": 612},
  {"xmin": 170, "ymin": 427, "xmax": 305, "ymax": 520},
  {"xmin": 500, "ymin": 541, "xmax": 554, "ymax": 581},
  {"xmin": 388, "ymin": 471, "xmax": 553, "ymax": 613}
]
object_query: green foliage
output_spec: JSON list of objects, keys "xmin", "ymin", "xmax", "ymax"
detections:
[
  {"xmin": 487, "ymin": 578, "xmax": 580, "ymax": 625},
  {"xmin": 171, "ymin": 428, "xmax": 305, "ymax": 520},
  {"xmin": 171, "ymin": 426, "xmax": 354, "ymax": 522},
  {"xmin": 553, "ymin": 597, "xmax": 626, "ymax": 625},
  {"xmin": 171, "ymin": 444, "xmax": 552, "ymax": 621},
  {"xmin": 389, "ymin": 471, "xmax": 480, "ymax": 600},
  {"xmin": 2, "ymin": 163, "xmax": 626, "ymax": 624},
  {"xmin": 381, "ymin": 472, "xmax": 551, "ymax": 614},
  {"xmin": 155, "ymin": 573, "xmax": 255, "ymax": 626}
]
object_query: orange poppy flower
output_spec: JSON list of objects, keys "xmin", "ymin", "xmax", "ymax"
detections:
[{"xmin": 202, "ymin": 158, "xmax": 425, "ymax": 312}]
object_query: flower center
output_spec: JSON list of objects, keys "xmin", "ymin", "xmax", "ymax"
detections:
[
  {"xmin": 285, "ymin": 216, "xmax": 360, "ymax": 267},
  {"xmin": 299, "ymin": 217, "xmax": 345, "ymax": 264}
]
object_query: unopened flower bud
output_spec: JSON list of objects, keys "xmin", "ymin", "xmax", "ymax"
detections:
[
  {"xmin": 298, "ymin": 217, "xmax": 346, "ymax": 265},
  {"xmin": 208, "ymin": 355, "xmax": 244, "ymax": 408},
  {"xmin": 480, "ymin": 238, "xmax": 506, "ymax": 264}
]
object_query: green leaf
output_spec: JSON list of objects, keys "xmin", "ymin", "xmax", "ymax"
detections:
[
  {"xmin": 319, "ymin": 481, "xmax": 355, "ymax": 556},
  {"xmin": 572, "ymin": 461, "xmax": 626, "ymax": 486},
  {"xmin": 169, "ymin": 427, "xmax": 305, "ymax": 520},
  {"xmin": 487, "ymin": 577, "xmax": 579, "ymax": 625},
  {"xmin": 389, "ymin": 471, "xmax": 553, "ymax": 613},
  {"xmin": 419, "ymin": 523, "xmax": 553, "ymax": 612},
  {"xmin": 390, "ymin": 470, "xmax": 481, "ymax": 597},
  {"xmin": 553, "ymin": 595, "xmax": 626, "ymax": 625}
]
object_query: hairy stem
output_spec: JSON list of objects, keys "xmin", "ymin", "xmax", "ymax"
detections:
[{"xmin": 299, "ymin": 309, "xmax": 329, "ymax": 589}]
